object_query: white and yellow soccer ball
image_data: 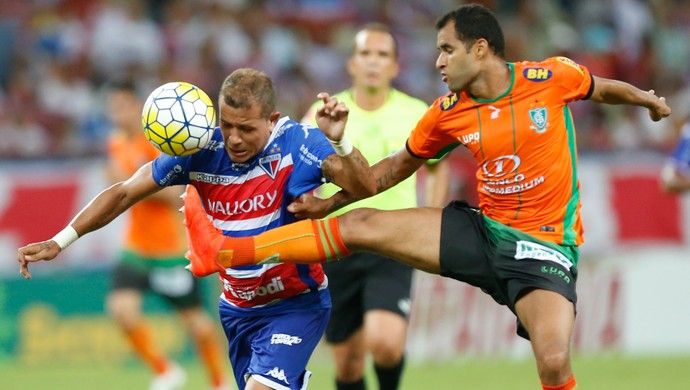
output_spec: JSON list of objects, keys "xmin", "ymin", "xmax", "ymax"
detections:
[{"xmin": 141, "ymin": 81, "xmax": 216, "ymax": 156}]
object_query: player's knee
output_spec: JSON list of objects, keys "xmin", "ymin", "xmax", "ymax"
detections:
[
  {"xmin": 339, "ymin": 208, "xmax": 380, "ymax": 243},
  {"xmin": 106, "ymin": 295, "xmax": 138, "ymax": 326},
  {"xmin": 178, "ymin": 307, "xmax": 214, "ymax": 337},
  {"xmin": 370, "ymin": 340, "xmax": 404, "ymax": 367},
  {"xmin": 535, "ymin": 349, "xmax": 570, "ymax": 379},
  {"xmin": 334, "ymin": 352, "xmax": 366, "ymax": 380}
]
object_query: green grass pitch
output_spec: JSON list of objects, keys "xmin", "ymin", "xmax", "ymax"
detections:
[{"xmin": 2, "ymin": 353, "xmax": 689, "ymax": 389}]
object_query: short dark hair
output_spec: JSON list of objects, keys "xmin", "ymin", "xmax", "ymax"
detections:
[
  {"xmin": 354, "ymin": 22, "xmax": 399, "ymax": 59},
  {"xmin": 220, "ymin": 68, "xmax": 276, "ymax": 118},
  {"xmin": 435, "ymin": 4, "xmax": 505, "ymax": 59}
]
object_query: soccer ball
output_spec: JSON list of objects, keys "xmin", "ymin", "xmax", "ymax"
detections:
[{"xmin": 141, "ymin": 81, "xmax": 216, "ymax": 156}]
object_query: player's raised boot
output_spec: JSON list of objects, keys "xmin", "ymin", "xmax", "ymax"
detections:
[
  {"xmin": 182, "ymin": 186, "xmax": 225, "ymax": 277},
  {"xmin": 150, "ymin": 362, "xmax": 186, "ymax": 390}
]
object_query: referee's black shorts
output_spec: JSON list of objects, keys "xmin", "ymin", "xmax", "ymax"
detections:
[
  {"xmin": 323, "ymin": 252, "xmax": 413, "ymax": 344},
  {"xmin": 439, "ymin": 201, "xmax": 578, "ymax": 339}
]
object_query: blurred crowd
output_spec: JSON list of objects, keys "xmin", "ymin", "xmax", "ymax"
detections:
[{"xmin": 0, "ymin": 0, "xmax": 689, "ymax": 159}]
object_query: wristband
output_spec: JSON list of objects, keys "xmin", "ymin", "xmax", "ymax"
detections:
[
  {"xmin": 52, "ymin": 226, "xmax": 79, "ymax": 250},
  {"xmin": 328, "ymin": 136, "xmax": 354, "ymax": 156}
]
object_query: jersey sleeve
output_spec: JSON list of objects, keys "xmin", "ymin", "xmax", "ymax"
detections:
[
  {"xmin": 551, "ymin": 56, "xmax": 594, "ymax": 103},
  {"xmin": 151, "ymin": 154, "xmax": 193, "ymax": 186},
  {"xmin": 406, "ymin": 98, "xmax": 456, "ymax": 159},
  {"xmin": 286, "ymin": 122, "xmax": 336, "ymax": 198}
]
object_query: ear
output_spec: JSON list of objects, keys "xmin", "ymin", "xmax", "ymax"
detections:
[
  {"xmin": 474, "ymin": 38, "xmax": 489, "ymax": 58},
  {"xmin": 269, "ymin": 111, "xmax": 281, "ymax": 124}
]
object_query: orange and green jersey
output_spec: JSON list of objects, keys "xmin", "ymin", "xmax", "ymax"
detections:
[
  {"xmin": 407, "ymin": 56, "xmax": 593, "ymax": 247},
  {"xmin": 108, "ymin": 131, "xmax": 186, "ymax": 258}
]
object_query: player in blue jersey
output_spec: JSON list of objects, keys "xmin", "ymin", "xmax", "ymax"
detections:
[{"xmin": 18, "ymin": 67, "xmax": 376, "ymax": 390}]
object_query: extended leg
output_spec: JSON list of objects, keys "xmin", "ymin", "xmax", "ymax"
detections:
[
  {"xmin": 515, "ymin": 289, "xmax": 578, "ymax": 389},
  {"xmin": 184, "ymin": 185, "xmax": 444, "ymax": 275},
  {"xmin": 176, "ymin": 306, "xmax": 228, "ymax": 388}
]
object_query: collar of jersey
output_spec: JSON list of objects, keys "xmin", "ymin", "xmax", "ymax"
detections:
[{"xmin": 468, "ymin": 62, "xmax": 515, "ymax": 103}]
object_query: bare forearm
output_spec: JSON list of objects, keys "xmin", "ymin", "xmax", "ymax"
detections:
[
  {"xmin": 591, "ymin": 79, "xmax": 645, "ymax": 105},
  {"xmin": 372, "ymin": 149, "xmax": 422, "ymax": 193},
  {"xmin": 324, "ymin": 148, "xmax": 376, "ymax": 198},
  {"xmin": 69, "ymin": 183, "xmax": 138, "ymax": 235},
  {"xmin": 590, "ymin": 77, "xmax": 667, "ymax": 113},
  {"xmin": 324, "ymin": 148, "xmax": 425, "ymax": 214},
  {"xmin": 72, "ymin": 163, "xmax": 164, "ymax": 235},
  {"xmin": 589, "ymin": 76, "xmax": 671, "ymax": 122}
]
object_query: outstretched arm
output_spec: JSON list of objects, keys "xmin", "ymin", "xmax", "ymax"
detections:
[
  {"xmin": 290, "ymin": 147, "xmax": 426, "ymax": 219},
  {"xmin": 17, "ymin": 162, "xmax": 163, "ymax": 279},
  {"xmin": 589, "ymin": 76, "xmax": 671, "ymax": 121},
  {"xmin": 315, "ymin": 92, "xmax": 376, "ymax": 198}
]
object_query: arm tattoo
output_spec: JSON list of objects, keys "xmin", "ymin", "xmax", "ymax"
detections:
[
  {"xmin": 322, "ymin": 155, "xmax": 336, "ymax": 182},
  {"xmin": 349, "ymin": 153, "xmax": 369, "ymax": 169},
  {"xmin": 329, "ymin": 191, "xmax": 358, "ymax": 213},
  {"xmin": 331, "ymin": 197, "xmax": 350, "ymax": 211},
  {"xmin": 376, "ymin": 168, "xmax": 397, "ymax": 192},
  {"xmin": 323, "ymin": 152, "xmax": 370, "ymax": 183}
]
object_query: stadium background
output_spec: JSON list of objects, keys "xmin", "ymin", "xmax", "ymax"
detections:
[{"xmin": 1, "ymin": 0, "xmax": 690, "ymax": 388}]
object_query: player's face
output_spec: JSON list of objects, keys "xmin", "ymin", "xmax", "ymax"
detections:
[
  {"xmin": 218, "ymin": 100, "xmax": 279, "ymax": 163},
  {"xmin": 347, "ymin": 30, "xmax": 399, "ymax": 91},
  {"xmin": 435, "ymin": 21, "xmax": 480, "ymax": 93}
]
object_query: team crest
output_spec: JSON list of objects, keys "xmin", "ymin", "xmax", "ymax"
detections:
[
  {"xmin": 259, "ymin": 153, "xmax": 281, "ymax": 179},
  {"xmin": 528, "ymin": 101, "xmax": 548, "ymax": 134}
]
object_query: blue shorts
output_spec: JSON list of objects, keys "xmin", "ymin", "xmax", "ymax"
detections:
[{"xmin": 220, "ymin": 300, "xmax": 330, "ymax": 389}]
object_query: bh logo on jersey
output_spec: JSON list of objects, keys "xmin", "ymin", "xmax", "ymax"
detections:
[
  {"xmin": 528, "ymin": 100, "xmax": 549, "ymax": 134},
  {"xmin": 523, "ymin": 67, "xmax": 552, "ymax": 81},
  {"xmin": 440, "ymin": 93, "xmax": 459, "ymax": 111}
]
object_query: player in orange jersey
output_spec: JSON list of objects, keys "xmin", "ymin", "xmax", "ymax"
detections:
[
  {"xmin": 30, "ymin": 4, "xmax": 671, "ymax": 390},
  {"xmin": 178, "ymin": 4, "xmax": 670, "ymax": 389},
  {"xmin": 178, "ymin": 5, "xmax": 670, "ymax": 389},
  {"xmin": 104, "ymin": 81, "xmax": 228, "ymax": 390}
]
